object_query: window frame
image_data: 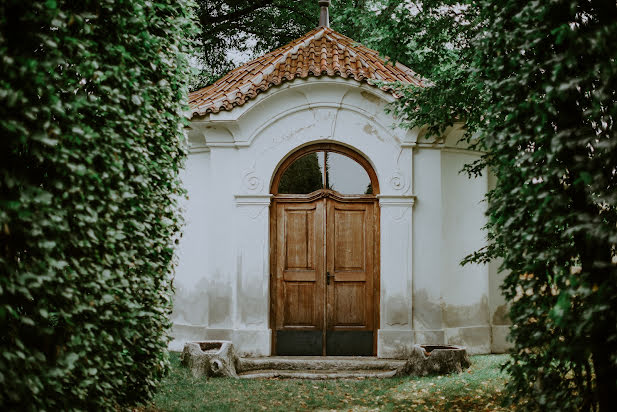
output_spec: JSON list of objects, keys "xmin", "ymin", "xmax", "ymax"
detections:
[{"xmin": 271, "ymin": 143, "xmax": 380, "ymax": 196}]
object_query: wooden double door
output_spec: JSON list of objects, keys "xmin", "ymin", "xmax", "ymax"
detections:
[{"xmin": 271, "ymin": 193, "xmax": 378, "ymax": 356}]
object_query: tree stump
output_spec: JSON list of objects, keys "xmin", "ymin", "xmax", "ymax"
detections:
[
  {"xmin": 180, "ymin": 341, "xmax": 238, "ymax": 378},
  {"xmin": 396, "ymin": 344, "xmax": 471, "ymax": 377}
]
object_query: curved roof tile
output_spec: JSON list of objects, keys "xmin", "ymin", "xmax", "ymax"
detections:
[{"xmin": 188, "ymin": 27, "xmax": 425, "ymax": 118}]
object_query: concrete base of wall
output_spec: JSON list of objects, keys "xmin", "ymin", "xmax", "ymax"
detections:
[
  {"xmin": 377, "ymin": 329, "xmax": 415, "ymax": 358},
  {"xmin": 170, "ymin": 324, "xmax": 509, "ymax": 357},
  {"xmin": 232, "ymin": 329, "xmax": 272, "ymax": 357},
  {"xmin": 445, "ymin": 326, "xmax": 492, "ymax": 355},
  {"xmin": 490, "ymin": 325, "xmax": 512, "ymax": 353},
  {"xmin": 414, "ymin": 329, "xmax": 446, "ymax": 345}
]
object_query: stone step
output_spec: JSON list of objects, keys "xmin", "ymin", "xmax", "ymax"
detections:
[
  {"xmin": 238, "ymin": 369, "xmax": 398, "ymax": 380},
  {"xmin": 237, "ymin": 356, "xmax": 406, "ymax": 373}
]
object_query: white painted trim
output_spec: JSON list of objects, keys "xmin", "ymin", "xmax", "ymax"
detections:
[
  {"xmin": 415, "ymin": 143, "xmax": 445, "ymax": 149},
  {"xmin": 414, "ymin": 145, "xmax": 485, "ymax": 155},
  {"xmin": 234, "ymin": 194, "xmax": 273, "ymax": 206},
  {"xmin": 441, "ymin": 147, "xmax": 485, "ymax": 155},
  {"xmin": 377, "ymin": 195, "xmax": 416, "ymax": 206},
  {"xmin": 205, "ymin": 142, "xmax": 240, "ymax": 148},
  {"xmin": 189, "ymin": 144, "xmax": 210, "ymax": 154}
]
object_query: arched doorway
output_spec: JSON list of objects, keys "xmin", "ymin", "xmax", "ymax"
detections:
[{"xmin": 270, "ymin": 143, "xmax": 380, "ymax": 356}]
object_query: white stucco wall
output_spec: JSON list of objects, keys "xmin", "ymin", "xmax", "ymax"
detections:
[{"xmin": 170, "ymin": 76, "xmax": 508, "ymax": 356}]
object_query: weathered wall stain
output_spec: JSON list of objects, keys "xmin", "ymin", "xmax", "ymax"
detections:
[
  {"xmin": 415, "ymin": 330, "xmax": 446, "ymax": 345},
  {"xmin": 204, "ymin": 329, "xmax": 233, "ymax": 341},
  {"xmin": 447, "ymin": 326, "xmax": 490, "ymax": 350},
  {"xmin": 172, "ymin": 277, "xmax": 210, "ymax": 325},
  {"xmin": 274, "ymin": 124, "xmax": 311, "ymax": 144},
  {"xmin": 492, "ymin": 304, "xmax": 511, "ymax": 325},
  {"xmin": 360, "ymin": 90, "xmax": 382, "ymax": 105},
  {"xmin": 363, "ymin": 123, "xmax": 378, "ymax": 136},
  {"xmin": 412, "ymin": 289, "xmax": 443, "ymax": 330},
  {"xmin": 208, "ymin": 276, "xmax": 232, "ymax": 326},
  {"xmin": 386, "ymin": 295, "xmax": 409, "ymax": 326},
  {"xmin": 443, "ymin": 295, "xmax": 489, "ymax": 328},
  {"xmin": 363, "ymin": 123, "xmax": 386, "ymax": 143},
  {"xmin": 239, "ymin": 278, "xmax": 267, "ymax": 326},
  {"xmin": 236, "ymin": 246, "xmax": 268, "ymax": 327}
]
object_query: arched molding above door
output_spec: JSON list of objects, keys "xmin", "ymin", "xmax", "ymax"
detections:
[
  {"xmin": 187, "ymin": 78, "xmax": 421, "ymax": 150},
  {"xmin": 270, "ymin": 143, "xmax": 380, "ymax": 196}
]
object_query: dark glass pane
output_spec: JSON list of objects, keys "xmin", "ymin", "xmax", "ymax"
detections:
[
  {"xmin": 278, "ymin": 152, "xmax": 325, "ymax": 194},
  {"xmin": 325, "ymin": 152, "xmax": 372, "ymax": 194}
]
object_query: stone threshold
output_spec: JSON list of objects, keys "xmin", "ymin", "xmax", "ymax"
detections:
[
  {"xmin": 236, "ymin": 356, "xmax": 406, "ymax": 379},
  {"xmin": 238, "ymin": 369, "xmax": 398, "ymax": 380}
]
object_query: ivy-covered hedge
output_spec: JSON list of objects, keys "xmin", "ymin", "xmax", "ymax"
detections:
[{"xmin": 0, "ymin": 0, "xmax": 194, "ymax": 409}]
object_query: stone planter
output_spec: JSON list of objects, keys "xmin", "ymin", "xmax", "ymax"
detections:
[
  {"xmin": 396, "ymin": 344, "xmax": 471, "ymax": 377},
  {"xmin": 181, "ymin": 341, "xmax": 238, "ymax": 378}
]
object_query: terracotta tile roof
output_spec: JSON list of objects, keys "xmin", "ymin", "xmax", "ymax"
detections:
[{"xmin": 188, "ymin": 27, "xmax": 425, "ymax": 117}]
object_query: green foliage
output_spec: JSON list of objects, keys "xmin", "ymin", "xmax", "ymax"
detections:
[
  {"xmin": 344, "ymin": 0, "xmax": 485, "ymax": 140},
  {"xmin": 0, "ymin": 0, "xmax": 194, "ymax": 410},
  {"xmin": 470, "ymin": 2, "xmax": 617, "ymax": 410},
  {"xmin": 192, "ymin": 0, "xmax": 320, "ymax": 88},
  {"xmin": 278, "ymin": 153, "xmax": 323, "ymax": 194},
  {"xmin": 385, "ymin": 1, "xmax": 617, "ymax": 411}
]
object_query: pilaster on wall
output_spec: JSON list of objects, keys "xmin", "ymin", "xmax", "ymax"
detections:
[
  {"xmin": 377, "ymin": 195, "xmax": 415, "ymax": 358},
  {"xmin": 233, "ymin": 195, "xmax": 272, "ymax": 334},
  {"xmin": 223, "ymin": 194, "xmax": 273, "ymax": 356}
]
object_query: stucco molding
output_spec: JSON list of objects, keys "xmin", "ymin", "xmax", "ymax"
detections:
[
  {"xmin": 192, "ymin": 101, "xmax": 409, "ymax": 149},
  {"xmin": 188, "ymin": 77, "xmax": 420, "ymax": 150},
  {"xmin": 377, "ymin": 195, "xmax": 416, "ymax": 207},
  {"xmin": 189, "ymin": 144, "xmax": 210, "ymax": 154},
  {"xmin": 248, "ymin": 102, "xmax": 397, "ymax": 146},
  {"xmin": 241, "ymin": 169, "xmax": 264, "ymax": 193},
  {"xmin": 190, "ymin": 77, "xmax": 396, "ymax": 122},
  {"xmin": 234, "ymin": 194, "xmax": 273, "ymax": 206}
]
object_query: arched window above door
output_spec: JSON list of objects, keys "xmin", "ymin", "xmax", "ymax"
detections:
[{"xmin": 272, "ymin": 144, "xmax": 379, "ymax": 195}]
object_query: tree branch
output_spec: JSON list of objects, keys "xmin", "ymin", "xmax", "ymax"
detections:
[{"xmin": 200, "ymin": 0, "xmax": 275, "ymax": 25}]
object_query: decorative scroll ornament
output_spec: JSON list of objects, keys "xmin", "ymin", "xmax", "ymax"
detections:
[
  {"xmin": 389, "ymin": 172, "xmax": 406, "ymax": 191},
  {"xmin": 242, "ymin": 170, "xmax": 263, "ymax": 192}
]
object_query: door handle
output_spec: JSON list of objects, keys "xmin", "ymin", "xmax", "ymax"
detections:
[{"xmin": 327, "ymin": 272, "xmax": 334, "ymax": 285}]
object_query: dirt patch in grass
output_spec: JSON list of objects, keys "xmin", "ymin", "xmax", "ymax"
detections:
[{"xmin": 140, "ymin": 353, "xmax": 512, "ymax": 411}]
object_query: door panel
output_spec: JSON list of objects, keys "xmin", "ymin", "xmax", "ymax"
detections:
[
  {"xmin": 285, "ymin": 210, "xmax": 315, "ymax": 270},
  {"xmin": 274, "ymin": 196, "xmax": 376, "ymax": 355},
  {"xmin": 275, "ymin": 201, "xmax": 324, "ymax": 331},
  {"xmin": 283, "ymin": 283, "xmax": 318, "ymax": 326},
  {"xmin": 326, "ymin": 201, "xmax": 374, "ymax": 331},
  {"xmin": 332, "ymin": 282, "xmax": 366, "ymax": 325},
  {"xmin": 333, "ymin": 209, "xmax": 365, "ymax": 271}
]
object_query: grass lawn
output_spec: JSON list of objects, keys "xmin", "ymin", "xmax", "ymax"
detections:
[{"xmin": 143, "ymin": 353, "xmax": 512, "ymax": 411}]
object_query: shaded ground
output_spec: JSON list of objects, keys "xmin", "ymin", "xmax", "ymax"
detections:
[{"xmin": 143, "ymin": 353, "xmax": 512, "ymax": 411}]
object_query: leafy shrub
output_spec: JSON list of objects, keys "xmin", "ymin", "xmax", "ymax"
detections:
[
  {"xmin": 0, "ymin": 0, "xmax": 194, "ymax": 410},
  {"xmin": 469, "ymin": 2, "xmax": 617, "ymax": 410},
  {"xmin": 383, "ymin": 0, "xmax": 617, "ymax": 410}
]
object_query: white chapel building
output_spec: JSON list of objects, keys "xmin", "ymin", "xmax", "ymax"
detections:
[{"xmin": 170, "ymin": 4, "xmax": 510, "ymax": 358}]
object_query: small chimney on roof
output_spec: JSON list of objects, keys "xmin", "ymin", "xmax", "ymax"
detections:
[{"xmin": 319, "ymin": 0, "xmax": 331, "ymax": 28}]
